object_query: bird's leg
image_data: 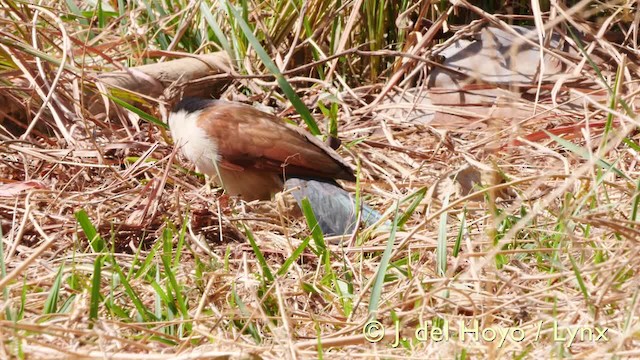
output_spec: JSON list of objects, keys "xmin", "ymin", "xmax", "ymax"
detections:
[
  {"xmin": 210, "ymin": 158, "xmax": 226, "ymax": 195},
  {"xmin": 204, "ymin": 175, "xmax": 215, "ymax": 195}
]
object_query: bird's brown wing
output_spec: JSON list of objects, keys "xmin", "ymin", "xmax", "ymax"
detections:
[{"xmin": 196, "ymin": 101, "xmax": 355, "ymax": 181}]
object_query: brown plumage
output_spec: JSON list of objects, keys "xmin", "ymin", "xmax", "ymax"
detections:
[{"xmin": 169, "ymin": 98, "xmax": 355, "ymax": 200}]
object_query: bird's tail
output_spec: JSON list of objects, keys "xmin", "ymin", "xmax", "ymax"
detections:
[{"xmin": 284, "ymin": 178, "xmax": 383, "ymax": 236}]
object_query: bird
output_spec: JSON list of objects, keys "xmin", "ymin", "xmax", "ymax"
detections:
[
  {"xmin": 168, "ymin": 97, "xmax": 356, "ymax": 200},
  {"xmin": 168, "ymin": 97, "xmax": 382, "ymax": 235}
]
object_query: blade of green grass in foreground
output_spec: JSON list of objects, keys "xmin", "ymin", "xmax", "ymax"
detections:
[
  {"xmin": 171, "ymin": 219, "xmax": 187, "ymax": 269},
  {"xmin": 243, "ymin": 224, "xmax": 274, "ymax": 283},
  {"xmin": 436, "ymin": 191, "xmax": 450, "ymax": 277},
  {"xmin": 133, "ymin": 238, "xmax": 162, "ymax": 280},
  {"xmin": 116, "ymin": 0, "xmax": 127, "ymax": 27},
  {"xmin": 601, "ymin": 57, "xmax": 623, "ymax": 146},
  {"xmin": 110, "ymin": 256, "xmax": 157, "ymax": 322},
  {"xmin": 453, "ymin": 208, "xmax": 466, "ymax": 258},
  {"xmin": 398, "ymin": 187, "xmax": 427, "ymax": 227},
  {"xmin": 221, "ymin": 0, "xmax": 321, "ymax": 136},
  {"xmin": 74, "ymin": 211, "xmax": 158, "ymax": 323},
  {"xmin": 75, "ymin": 210, "xmax": 105, "ymax": 252},
  {"xmin": 231, "ymin": 285, "xmax": 262, "ymax": 344},
  {"xmin": 299, "ymin": 198, "xmax": 326, "ymax": 255},
  {"xmin": 277, "ymin": 236, "xmax": 311, "ymax": 277},
  {"xmin": 330, "ymin": 256, "xmax": 354, "ymax": 317},
  {"xmin": 151, "ymin": 264, "xmax": 168, "ymax": 327},
  {"xmin": 299, "ymin": 198, "xmax": 351, "ymax": 315},
  {"xmin": 568, "ymin": 252, "xmax": 594, "ymax": 315},
  {"xmin": 368, "ymin": 202, "xmax": 400, "ymax": 317},
  {"xmin": 315, "ymin": 322, "xmax": 325, "ymax": 360},
  {"xmin": 0, "ymin": 37, "xmax": 79, "ymax": 74},
  {"xmin": 623, "ymin": 137, "xmax": 640, "ymax": 153},
  {"xmin": 160, "ymin": 254, "xmax": 191, "ymax": 333},
  {"xmin": 632, "ymin": 179, "xmax": 640, "ymax": 222},
  {"xmin": 43, "ymin": 261, "xmax": 65, "ymax": 314},
  {"xmin": 89, "ymin": 255, "xmax": 103, "ymax": 322},
  {"xmin": 161, "ymin": 225, "xmax": 191, "ymax": 335}
]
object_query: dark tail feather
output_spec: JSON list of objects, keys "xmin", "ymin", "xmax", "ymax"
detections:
[{"xmin": 284, "ymin": 178, "xmax": 383, "ymax": 236}]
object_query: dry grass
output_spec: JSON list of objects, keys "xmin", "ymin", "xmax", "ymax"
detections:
[{"xmin": 1, "ymin": 0, "xmax": 640, "ymax": 359}]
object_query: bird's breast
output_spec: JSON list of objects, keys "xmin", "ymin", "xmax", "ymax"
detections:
[{"xmin": 169, "ymin": 109, "xmax": 220, "ymax": 176}]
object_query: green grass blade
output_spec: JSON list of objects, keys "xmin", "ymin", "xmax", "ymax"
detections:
[
  {"xmin": 43, "ymin": 262, "xmax": 65, "ymax": 314},
  {"xmin": 151, "ymin": 279, "xmax": 171, "ymax": 309},
  {"xmin": 134, "ymin": 239, "xmax": 161, "ymax": 280},
  {"xmin": 623, "ymin": 137, "xmax": 640, "ymax": 153},
  {"xmin": 57, "ymin": 294, "xmax": 76, "ymax": 314},
  {"xmin": 75, "ymin": 209, "xmax": 105, "ymax": 252},
  {"xmin": 89, "ymin": 256, "xmax": 103, "ymax": 321},
  {"xmin": 110, "ymin": 259, "xmax": 156, "ymax": 322},
  {"xmin": 63, "ymin": 0, "xmax": 88, "ymax": 26},
  {"xmin": 368, "ymin": 202, "xmax": 399, "ymax": 317},
  {"xmin": 277, "ymin": 236, "xmax": 311, "ymax": 276},
  {"xmin": 160, "ymin": 254, "xmax": 191, "ymax": 332},
  {"xmin": 140, "ymin": 0, "xmax": 169, "ymax": 49},
  {"xmin": 200, "ymin": 1, "xmax": 233, "ymax": 60},
  {"xmin": 299, "ymin": 198, "xmax": 326, "ymax": 255},
  {"xmin": 96, "ymin": 0, "xmax": 105, "ymax": 29},
  {"xmin": 436, "ymin": 191, "xmax": 450, "ymax": 277},
  {"xmin": 242, "ymin": 224, "xmax": 274, "ymax": 283},
  {"xmin": 453, "ymin": 208, "xmax": 466, "ymax": 257},
  {"xmin": 398, "ymin": 187, "xmax": 427, "ymax": 227},
  {"xmin": 18, "ymin": 278, "xmax": 26, "ymax": 321},
  {"xmin": 117, "ymin": 0, "xmax": 127, "ymax": 27},
  {"xmin": 632, "ymin": 179, "xmax": 640, "ymax": 222},
  {"xmin": 231, "ymin": 285, "xmax": 262, "ymax": 344},
  {"xmin": 0, "ymin": 37, "xmax": 78, "ymax": 73},
  {"xmin": 568, "ymin": 252, "xmax": 593, "ymax": 315},
  {"xmin": 602, "ymin": 58, "xmax": 623, "ymax": 143},
  {"xmin": 222, "ymin": 0, "xmax": 320, "ymax": 135},
  {"xmin": 172, "ymin": 217, "xmax": 188, "ymax": 269}
]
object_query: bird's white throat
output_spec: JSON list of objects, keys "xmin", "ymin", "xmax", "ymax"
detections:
[{"xmin": 168, "ymin": 109, "xmax": 220, "ymax": 176}]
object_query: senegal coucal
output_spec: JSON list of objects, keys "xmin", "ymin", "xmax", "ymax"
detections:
[
  {"xmin": 168, "ymin": 97, "xmax": 355, "ymax": 200},
  {"xmin": 168, "ymin": 97, "xmax": 382, "ymax": 235}
]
